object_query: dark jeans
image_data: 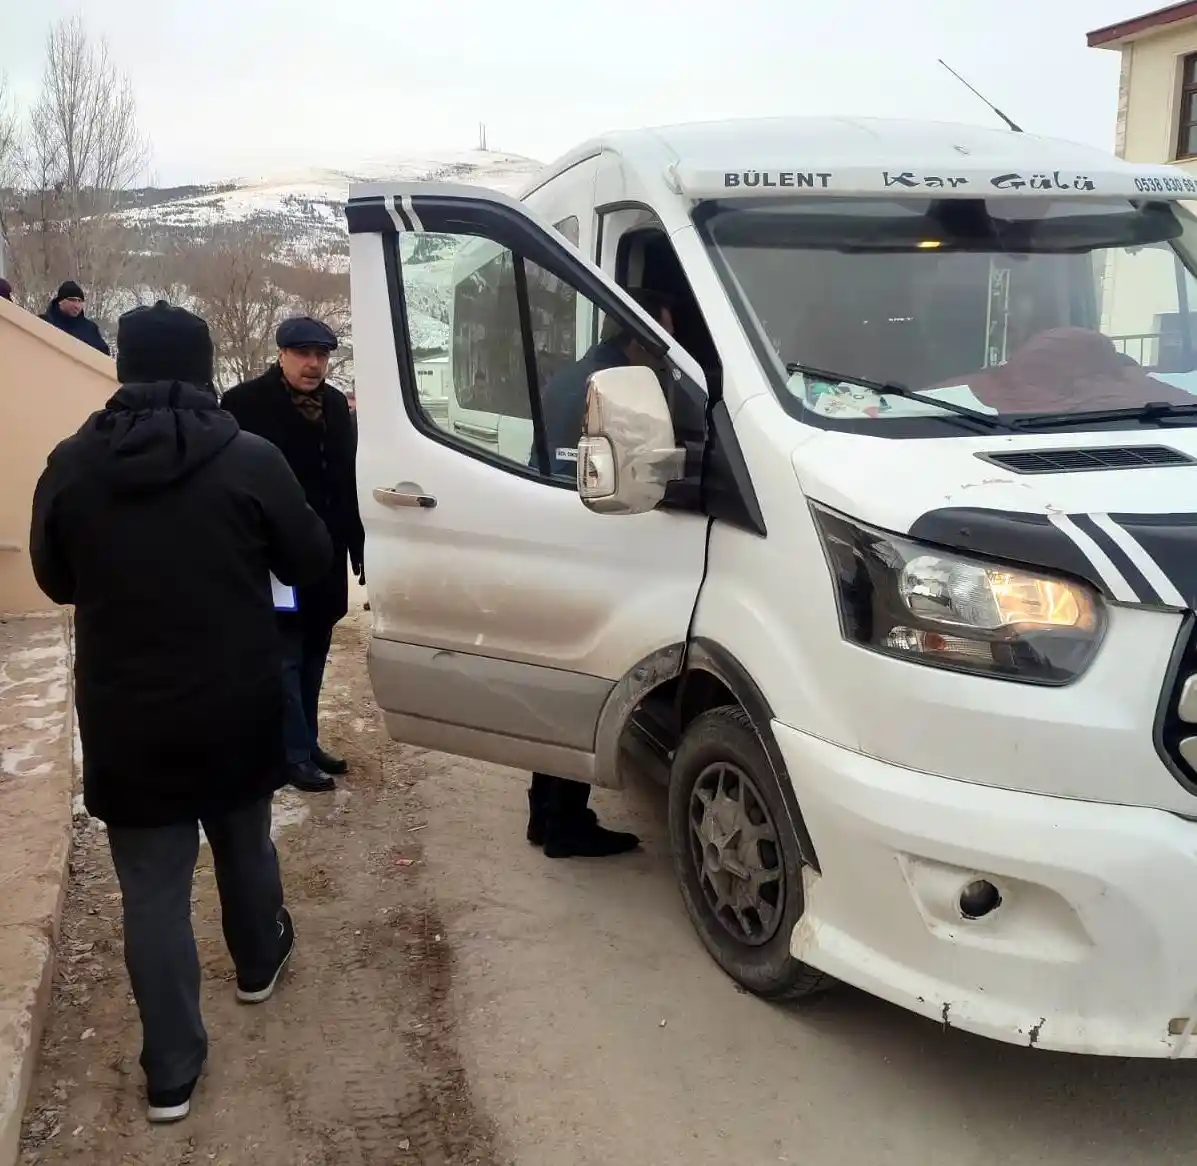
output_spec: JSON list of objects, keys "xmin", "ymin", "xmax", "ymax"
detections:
[
  {"xmin": 281, "ymin": 621, "xmax": 334, "ymax": 765},
  {"xmin": 107, "ymin": 798, "xmax": 286, "ymax": 1092}
]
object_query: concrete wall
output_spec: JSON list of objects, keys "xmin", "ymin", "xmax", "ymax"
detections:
[{"xmin": 0, "ymin": 297, "xmax": 115, "ymax": 615}]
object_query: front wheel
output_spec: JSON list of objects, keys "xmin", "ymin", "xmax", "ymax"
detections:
[{"xmin": 668, "ymin": 705, "xmax": 832, "ymax": 1001}]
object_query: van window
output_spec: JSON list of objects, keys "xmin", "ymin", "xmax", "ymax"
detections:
[
  {"xmin": 452, "ymin": 219, "xmax": 580, "ymax": 417},
  {"xmin": 696, "ymin": 196, "xmax": 1197, "ymax": 431},
  {"xmin": 555, "ymin": 216, "xmax": 580, "ymax": 247},
  {"xmin": 393, "ymin": 224, "xmax": 593, "ymax": 475}
]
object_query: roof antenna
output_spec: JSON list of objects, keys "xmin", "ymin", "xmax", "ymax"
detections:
[{"xmin": 938, "ymin": 59, "xmax": 1023, "ymax": 133}]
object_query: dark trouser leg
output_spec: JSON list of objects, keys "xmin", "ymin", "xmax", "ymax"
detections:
[
  {"xmin": 526, "ymin": 772, "xmax": 562, "ymax": 845},
  {"xmin": 201, "ymin": 798, "xmax": 286, "ymax": 986},
  {"xmin": 300, "ymin": 623, "xmax": 333, "ymax": 751},
  {"xmin": 280, "ymin": 621, "xmax": 312, "ymax": 765},
  {"xmin": 545, "ymin": 775, "xmax": 591, "ymax": 829},
  {"xmin": 107, "ymin": 821, "xmax": 207, "ymax": 1092}
]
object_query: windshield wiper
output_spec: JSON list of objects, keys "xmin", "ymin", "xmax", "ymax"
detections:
[
  {"xmin": 785, "ymin": 363, "xmax": 1012, "ymax": 431},
  {"xmin": 1011, "ymin": 401, "xmax": 1197, "ymax": 431}
]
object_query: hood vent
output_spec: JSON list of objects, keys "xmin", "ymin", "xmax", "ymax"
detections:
[{"xmin": 976, "ymin": 445, "xmax": 1195, "ymax": 475}]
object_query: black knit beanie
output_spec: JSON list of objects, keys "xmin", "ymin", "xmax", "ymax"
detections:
[
  {"xmin": 116, "ymin": 301, "xmax": 215, "ymax": 386},
  {"xmin": 54, "ymin": 280, "xmax": 85, "ymax": 303}
]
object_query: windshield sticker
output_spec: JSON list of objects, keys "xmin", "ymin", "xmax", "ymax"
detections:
[
  {"xmin": 724, "ymin": 171, "xmax": 833, "ymax": 189},
  {"xmin": 883, "ymin": 171, "xmax": 969, "ymax": 189}
]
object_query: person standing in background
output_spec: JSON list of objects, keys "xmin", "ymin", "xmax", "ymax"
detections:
[
  {"xmin": 40, "ymin": 280, "xmax": 110, "ymax": 354},
  {"xmin": 29, "ymin": 301, "xmax": 332, "ymax": 1123},
  {"xmin": 222, "ymin": 317, "xmax": 365, "ymax": 793}
]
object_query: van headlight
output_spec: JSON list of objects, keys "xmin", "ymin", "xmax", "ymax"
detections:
[{"xmin": 811, "ymin": 504, "xmax": 1106, "ymax": 685}]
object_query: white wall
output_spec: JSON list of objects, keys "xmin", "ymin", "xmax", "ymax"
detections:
[{"xmin": 1103, "ymin": 21, "xmax": 1197, "ymax": 356}]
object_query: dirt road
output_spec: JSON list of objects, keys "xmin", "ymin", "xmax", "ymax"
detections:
[{"xmin": 19, "ymin": 607, "xmax": 1197, "ymax": 1165}]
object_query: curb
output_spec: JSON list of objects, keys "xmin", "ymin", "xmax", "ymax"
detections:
[{"xmin": 0, "ymin": 613, "xmax": 75, "ymax": 1166}]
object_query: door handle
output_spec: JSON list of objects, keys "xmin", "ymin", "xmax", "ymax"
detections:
[
  {"xmin": 373, "ymin": 484, "xmax": 437, "ymax": 509},
  {"xmin": 452, "ymin": 420, "xmax": 500, "ymax": 442}
]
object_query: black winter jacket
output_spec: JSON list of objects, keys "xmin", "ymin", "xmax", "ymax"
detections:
[
  {"xmin": 29, "ymin": 381, "xmax": 332, "ymax": 827},
  {"xmin": 40, "ymin": 302, "xmax": 110, "ymax": 355},
  {"xmin": 222, "ymin": 366, "xmax": 365, "ymax": 630}
]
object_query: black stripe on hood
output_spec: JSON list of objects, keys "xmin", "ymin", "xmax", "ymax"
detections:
[
  {"xmin": 80, "ymin": 380, "xmax": 240, "ymax": 493},
  {"xmin": 1108, "ymin": 513, "xmax": 1197, "ymax": 609}
]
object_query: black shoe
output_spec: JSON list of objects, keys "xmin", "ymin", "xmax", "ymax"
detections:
[
  {"xmin": 287, "ymin": 760, "xmax": 336, "ymax": 792},
  {"xmin": 237, "ymin": 908, "xmax": 295, "ymax": 1004},
  {"xmin": 527, "ymin": 789, "xmax": 548, "ymax": 846},
  {"xmin": 312, "ymin": 745, "xmax": 349, "ymax": 776},
  {"xmin": 543, "ymin": 809, "xmax": 640, "ymax": 859},
  {"xmin": 147, "ymin": 1075, "xmax": 200, "ymax": 1124}
]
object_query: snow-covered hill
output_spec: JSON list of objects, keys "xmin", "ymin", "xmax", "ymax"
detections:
[
  {"xmin": 97, "ymin": 149, "xmax": 547, "ymax": 385},
  {"xmin": 118, "ymin": 150, "xmax": 544, "ymax": 260}
]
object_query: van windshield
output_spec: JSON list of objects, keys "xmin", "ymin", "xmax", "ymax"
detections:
[{"xmin": 694, "ymin": 196, "xmax": 1197, "ymax": 433}]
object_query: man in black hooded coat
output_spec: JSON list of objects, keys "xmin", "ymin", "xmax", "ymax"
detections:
[{"xmin": 29, "ymin": 301, "xmax": 332, "ymax": 1124}]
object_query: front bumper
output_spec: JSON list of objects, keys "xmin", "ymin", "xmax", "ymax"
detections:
[{"xmin": 775, "ymin": 720, "xmax": 1197, "ymax": 1057}]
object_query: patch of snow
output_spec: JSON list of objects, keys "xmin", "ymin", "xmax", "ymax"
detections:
[
  {"xmin": 0, "ymin": 624, "xmax": 70, "ymax": 779},
  {"xmin": 0, "ymin": 740, "xmax": 54, "ymax": 778},
  {"xmin": 115, "ymin": 150, "xmax": 544, "ymax": 251}
]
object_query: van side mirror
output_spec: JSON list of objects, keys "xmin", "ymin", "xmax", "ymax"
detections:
[{"xmin": 577, "ymin": 366, "xmax": 686, "ymax": 515}]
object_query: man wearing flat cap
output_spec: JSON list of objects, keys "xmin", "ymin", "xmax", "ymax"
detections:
[{"xmin": 223, "ymin": 317, "xmax": 365, "ymax": 794}]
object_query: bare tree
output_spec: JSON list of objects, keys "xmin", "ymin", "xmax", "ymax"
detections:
[
  {"xmin": 133, "ymin": 237, "xmax": 195, "ymax": 308},
  {"xmin": 0, "ymin": 75, "xmax": 17, "ymax": 189},
  {"xmin": 0, "ymin": 74, "xmax": 22, "ymax": 286},
  {"xmin": 188, "ymin": 225, "xmax": 287, "ymax": 388},
  {"xmin": 1, "ymin": 16, "xmax": 148, "ymax": 321}
]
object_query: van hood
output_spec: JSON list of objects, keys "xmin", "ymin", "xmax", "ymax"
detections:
[{"xmin": 794, "ymin": 427, "xmax": 1197, "ymax": 608}]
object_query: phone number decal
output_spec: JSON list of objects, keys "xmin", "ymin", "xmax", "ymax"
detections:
[{"xmin": 1135, "ymin": 174, "xmax": 1197, "ymax": 194}]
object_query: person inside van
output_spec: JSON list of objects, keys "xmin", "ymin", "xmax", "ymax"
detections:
[
  {"xmin": 529, "ymin": 288, "xmax": 676, "ymax": 858},
  {"xmin": 540, "ymin": 287, "xmax": 676, "ymax": 479}
]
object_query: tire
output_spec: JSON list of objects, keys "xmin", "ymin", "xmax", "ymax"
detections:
[{"xmin": 668, "ymin": 704, "xmax": 832, "ymax": 1002}]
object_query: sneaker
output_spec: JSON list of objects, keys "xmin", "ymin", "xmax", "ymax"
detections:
[
  {"xmin": 312, "ymin": 745, "xmax": 349, "ymax": 776},
  {"xmin": 236, "ymin": 908, "xmax": 295, "ymax": 1004},
  {"xmin": 147, "ymin": 1076, "xmax": 199, "ymax": 1124},
  {"xmin": 287, "ymin": 760, "xmax": 336, "ymax": 793}
]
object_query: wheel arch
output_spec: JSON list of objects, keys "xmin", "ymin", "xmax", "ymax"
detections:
[
  {"xmin": 593, "ymin": 637, "xmax": 821, "ymax": 872},
  {"xmin": 678, "ymin": 638, "xmax": 821, "ymax": 872}
]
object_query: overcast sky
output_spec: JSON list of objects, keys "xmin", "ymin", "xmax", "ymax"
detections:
[{"xmin": 2, "ymin": 0, "xmax": 1144, "ymax": 186}]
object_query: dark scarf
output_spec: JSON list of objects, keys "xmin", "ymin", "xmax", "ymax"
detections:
[{"xmin": 284, "ymin": 373, "xmax": 325, "ymax": 424}]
